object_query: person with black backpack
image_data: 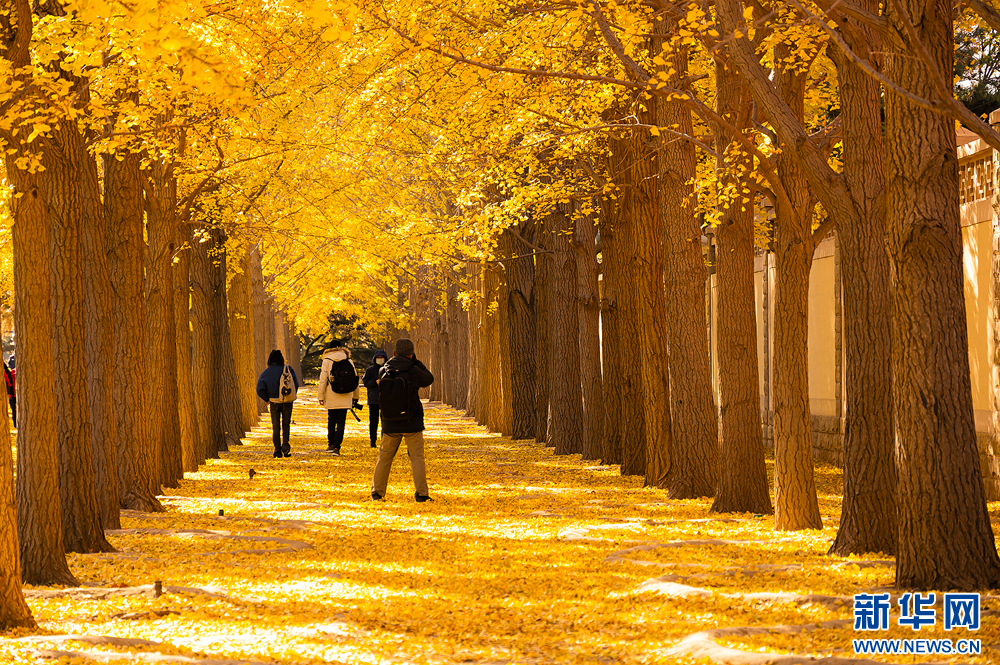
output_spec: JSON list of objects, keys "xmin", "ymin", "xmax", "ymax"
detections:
[
  {"xmin": 255, "ymin": 349, "xmax": 300, "ymax": 458},
  {"xmin": 371, "ymin": 338, "xmax": 434, "ymax": 502},
  {"xmin": 317, "ymin": 340, "xmax": 360, "ymax": 455}
]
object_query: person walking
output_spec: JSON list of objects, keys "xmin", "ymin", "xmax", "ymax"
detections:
[
  {"xmin": 317, "ymin": 340, "xmax": 360, "ymax": 455},
  {"xmin": 362, "ymin": 349, "xmax": 388, "ymax": 448},
  {"xmin": 255, "ymin": 349, "xmax": 300, "ymax": 458},
  {"xmin": 371, "ymin": 338, "xmax": 434, "ymax": 502},
  {"xmin": 3, "ymin": 357, "xmax": 15, "ymax": 428}
]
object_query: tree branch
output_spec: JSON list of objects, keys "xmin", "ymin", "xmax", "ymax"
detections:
[{"xmin": 967, "ymin": 0, "xmax": 1000, "ymax": 32}]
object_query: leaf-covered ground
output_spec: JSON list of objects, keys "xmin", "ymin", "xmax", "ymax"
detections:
[{"xmin": 1, "ymin": 388, "xmax": 997, "ymax": 664}]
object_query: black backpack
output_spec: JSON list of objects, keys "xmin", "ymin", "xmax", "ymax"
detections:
[
  {"xmin": 379, "ymin": 369, "xmax": 411, "ymax": 421},
  {"xmin": 328, "ymin": 359, "xmax": 359, "ymax": 394}
]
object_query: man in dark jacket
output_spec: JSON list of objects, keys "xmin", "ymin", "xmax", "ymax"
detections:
[
  {"xmin": 362, "ymin": 349, "xmax": 388, "ymax": 449},
  {"xmin": 371, "ymin": 338, "xmax": 434, "ymax": 502},
  {"xmin": 255, "ymin": 350, "xmax": 300, "ymax": 458}
]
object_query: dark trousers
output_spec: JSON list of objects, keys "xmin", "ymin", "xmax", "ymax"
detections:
[
  {"xmin": 369, "ymin": 405, "xmax": 380, "ymax": 444},
  {"xmin": 327, "ymin": 408, "xmax": 347, "ymax": 450},
  {"xmin": 269, "ymin": 401, "xmax": 293, "ymax": 453}
]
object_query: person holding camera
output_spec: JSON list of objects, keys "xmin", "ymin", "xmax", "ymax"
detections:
[
  {"xmin": 255, "ymin": 350, "xmax": 300, "ymax": 458},
  {"xmin": 371, "ymin": 338, "xmax": 434, "ymax": 502}
]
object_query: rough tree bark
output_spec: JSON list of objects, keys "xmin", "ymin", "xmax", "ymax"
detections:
[
  {"xmin": 48, "ymin": 119, "xmax": 113, "ymax": 553},
  {"xmin": 6, "ymin": 120, "xmax": 79, "ymax": 584},
  {"xmin": 104, "ymin": 150, "xmax": 163, "ymax": 512},
  {"xmin": 533, "ymin": 233, "xmax": 551, "ymax": 445},
  {"xmin": 542, "ymin": 205, "xmax": 585, "ymax": 456},
  {"xmin": 145, "ymin": 160, "xmax": 183, "ymax": 489},
  {"xmin": 228, "ymin": 247, "xmax": 259, "ymax": 434},
  {"xmin": 0, "ymin": 396, "xmax": 34, "ymax": 627},
  {"xmin": 772, "ymin": 48, "xmax": 822, "ymax": 531},
  {"xmin": 288, "ymin": 320, "xmax": 303, "ymax": 382},
  {"xmin": 482, "ymin": 266, "xmax": 502, "ymax": 432},
  {"xmin": 250, "ymin": 248, "xmax": 268, "ymax": 415},
  {"xmin": 174, "ymin": 221, "xmax": 199, "ymax": 473},
  {"xmin": 575, "ymin": 212, "xmax": 604, "ymax": 461},
  {"xmin": 446, "ymin": 280, "xmax": 469, "ymax": 411},
  {"xmin": 828, "ymin": 0, "xmax": 897, "ymax": 557},
  {"xmin": 0, "ymin": 1, "xmax": 41, "ymax": 614},
  {"xmin": 500, "ymin": 225, "xmax": 538, "ymax": 440},
  {"xmin": 78, "ymin": 131, "xmax": 120, "ymax": 530},
  {"xmin": 212, "ymin": 232, "xmax": 246, "ymax": 448},
  {"xmin": 885, "ymin": 0, "xmax": 1000, "ymax": 588},
  {"xmin": 709, "ymin": 65, "xmax": 773, "ymax": 515},
  {"xmin": 496, "ymin": 268, "xmax": 514, "ymax": 436},
  {"xmin": 631, "ymin": 89, "xmax": 672, "ymax": 487},
  {"xmin": 599, "ymin": 122, "xmax": 646, "ymax": 470},
  {"xmin": 466, "ymin": 263, "xmax": 484, "ymax": 422},
  {"xmin": 190, "ymin": 227, "xmax": 217, "ymax": 461},
  {"xmin": 659, "ymin": 36, "xmax": 719, "ymax": 498}
]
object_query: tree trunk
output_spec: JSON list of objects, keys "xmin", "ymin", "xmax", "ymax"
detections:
[
  {"xmin": 433, "ymin": 310, "xmax": 447, "ymax": 404},
  {"xmin": 174, "ymin": 222, "xmax": 199, "ymax": 473},
  {"xmin": 631, "ymin": 85, "xmax": 672, "ymax": 487},
  {"xmin": 79, "ymin": 136, "xmax": 120, "ymax": 529},
  {"xmin": 228, "ymin": 247, "xmax": 259, "ymax": 434},
  {"xmin": 212, "ymin": 231, "xmax": 245, "ymax": 449},
  {"xmin": 885, "ymin": 0, "xmax": 1000, "ymax": 588},
  {"xmin": 500, "ymin": 227, "xmax": 538, "ymax": 440},
  {"xmin": 145, "ymin": 162, "xmax": 183, "ymax": 489},
  {"xmin": 288, "ymin": 320, "xmax": 303, "ymax": 382},
  {"xmin": 828, "ymin": 0, "xmax": 897, "ymax": 557},
  {"xmin": 543, "ymin": 206, "xmax": 585, "ymax": 455},
  {"xmin": 482, "ymin": 266, "xmax": 502, "ymax": 432},
  {"xmin": 772, "ymin": 49, "xmax": 822, "ymax": 531},
  {"xmin": 0, "ymin": 0, "xmax": 46, "ymax": 610},
  {"xmin": 250, "ymin": 248, "xmax": 268, "ymax": 415},
  {"xmin": 48, "ymin": 120, "xmax": 113, "ymax": 553},
  {"xmin": 0, "ymin": 396, "xmax": 34, "ymax": 627},
  {"xmin": 496, "ymin": 268, "xmax": 514, "ymax": 436},
  {"xmin": 8, "ymin": 144, "xmax": 78, "ymax": 585},
  {"xmin": 104, "ymin": 151, "xmax": 163, "ymax": 511},
  {"xmin": 659, "ymin": 40, "xmax": 719, "ymax": 498},
  {"xmin": 446, "ymin": 280, "xmax": 469, "ymax": 410},
  {"xmin": 533, "ymin": 238, "xmax": 551, "ymax": 444},
  {"xmin": 599, "ymin": 126, "xmax": 645, "ymax": 470},
  {"xmin": 575, "ymin": 212, "xmax": 604, "ymax": 462},
  {"xmin": 467, "ymin": 263, "xmax": 484, "ymax": 422},
  {"xmin": 709, "ymin": 66, "xmax": 773, "ymax": 515},
  {"xmin": 189, "ymin": 226, "xmax": 218, "ymax": 461}
]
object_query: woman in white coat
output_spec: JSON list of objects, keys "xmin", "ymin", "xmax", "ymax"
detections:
[{"xmin": 317, "ymin": 341, "xmax": 361, "ymax": 455}]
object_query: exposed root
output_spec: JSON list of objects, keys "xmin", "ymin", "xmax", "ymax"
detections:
[
  {"xmin": 120, "ymin": 491, "xmax": 165, "ymax": 513},
  {"xmin": 660, "ymin": 620, "xmax": 920, "ymax": 665}
]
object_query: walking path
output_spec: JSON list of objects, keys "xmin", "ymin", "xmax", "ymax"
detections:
[{"xmin": 1, "ymin": 387, "xmax": 994, "ymax": 664}]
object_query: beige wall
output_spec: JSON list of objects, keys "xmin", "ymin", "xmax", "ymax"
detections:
[
  {"xmin": 753, "ymin": 264, "xmax": 766, "ymax": 398},
  {"xmin": 963, "ymin": 220, "xmax": 992, "ymax": 416},
  {"xmin": 808, "ymin": 254, "xmax": 837, "ymax": 417}
]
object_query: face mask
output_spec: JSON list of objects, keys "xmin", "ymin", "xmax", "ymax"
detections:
[
  {"xmin": 375, "ymin": 357, "xmax": 385, "ymax": 365},
  {"xmin": 331, "ymin": 350, "xmax": 347, "ymax": 361}
]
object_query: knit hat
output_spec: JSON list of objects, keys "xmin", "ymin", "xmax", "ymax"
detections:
[{"xmin": 394, "ymin": 338, "xmax": 414, "ymax": 357}]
